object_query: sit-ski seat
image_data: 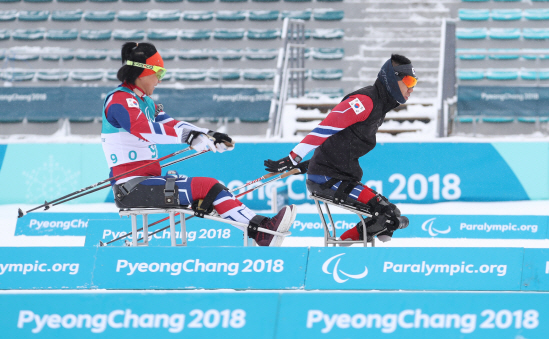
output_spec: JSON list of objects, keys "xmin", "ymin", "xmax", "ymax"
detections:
[{"xmin": 306, "ymin": 179, "xmax": 407, "ymax": 247}]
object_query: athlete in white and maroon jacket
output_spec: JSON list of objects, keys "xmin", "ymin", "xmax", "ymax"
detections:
[
  {"xmin": 265, "ymin": 54, "xmax": 416, "ymax": 243},
  {"xmin": 102, "ymin": 42, "xmax": 295, "ymax": 246}
]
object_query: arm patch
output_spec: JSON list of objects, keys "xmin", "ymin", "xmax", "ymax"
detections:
[{"xmin": 349, "ymin": 97, "xmax": 365, "ymax": 115}]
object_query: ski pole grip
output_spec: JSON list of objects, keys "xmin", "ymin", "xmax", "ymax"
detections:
[{"xmin": 281, "ymin": 168, "xmax": 301, "ymax": 178}]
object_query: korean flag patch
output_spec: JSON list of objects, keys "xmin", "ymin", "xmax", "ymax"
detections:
[
  {"xmin": 349, "ymin": 97, "xmax": 365, "ymax": 115},
  {"xmin": 126, "ymin": 98, "xmax": 139, "ymax": 108}
]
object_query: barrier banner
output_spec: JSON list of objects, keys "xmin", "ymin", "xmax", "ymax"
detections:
[
  {"xmin": 521, "ymin": 249, "xmax": 549, "ymax": 291},
  {"xmin": 305, "ymin": 247, "xmax": 524, "ymax": 291},
  {"xmin": 16, "ymin": 212, "xmax": 117, "ymax": 236},
  {"xmin": 276, "ymin": 292, "xmax": 549, "ymax": 338},
  {"xmin": 0, "ymin": 248, "xmax": 96, "ymax": 289},
  {"xmin": 92, "ymin": 247, "xmax": 308, "ymax": 289},
  {"xmin": 0, "ymin": 292, "xmax": 279, "ymax": 338},
  {"xmin": 85, "ymin": 219, "xmax": 244, "ymax": 247}
]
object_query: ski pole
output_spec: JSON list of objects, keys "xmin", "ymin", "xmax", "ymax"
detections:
[{"xmin": 18, "ymin": 147, "xmax": 193, "ymax": 218}]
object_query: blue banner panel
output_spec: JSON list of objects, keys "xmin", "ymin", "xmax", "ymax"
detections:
[
  {"xmin": 92, "ymin": 247, "xmax": 308, "ymax": 289},
  {"xmin": 0, "ymin": 248, "xmax": 96, "ymax": 289},
  {"xmin": 458, "ymin": 86, "xmax": 549, "ymax": 117},
  {"xmin": 276, "ymin": 292, "xmax": 549, "ymax": 338},
  {"xmin": 402, "ymin": 215, "xmax": 548, "ymax": 239},
  {"xmin": 0, "ymin": 292, "xmax": 278, "ymax": 338},
  {"xmin": 290, "ymin": 214, "xmax": 357, "ymax": 237},
  {"xmin": 15, "ymin": 213, "xmax": 117, "ymax": 236},
  {"xmin": 305, "ymin": 247, "xmax": 524, "ymax": 291},
  {"xmin": 521, "ymin": 249, "xmax": 549, "ymax": 291},
  {"xmin": 85, "ymin": 219, "xmax": 245, "ymax": 247}
]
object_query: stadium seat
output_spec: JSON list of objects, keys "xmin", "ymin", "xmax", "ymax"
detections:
[
  {"xmin": 216, "ymin": 10, "xmax": 246, "ymax": 21},
  {"xmin": 157, "ymin": 49, "xmax": 176, "ymax": 60},
  {"xmin": 1, "ymin": 71, "xmax": 35, "ymax": 81},
  {"xmin": 174, "ymin": 70, "xmax": 208, "ymax": 81},
  {"xmin": 317, "ymin": 0, "xmax": 342, "ymax": 2},
  {"xmin": 208, "ymin": 70, "xmax": 240, "ymax": 80},
  {"xmin": 284, "ymin": 0, "xmax": 311, "ymax": 3},
  {"xmin": 523, "ymin": 29, "xmax": 549, "ymax": 40},
  {"xmin": 488, "ymin": 49, "xmax": 520, "ymax": 60},
  {"xmin": 457, "ymin": 70, "xmax": 484, "ymax": 80},
  {"xmin": 36, "ymin": 70, "xmax": 70, "ymax": 81},
  {"xmin": 180, "ymin": 29, "xmax": 211, "ymax": 40},
  {"xmin": 493, "ymin": 0, "xmax": 521, "ymax": 2},
  {"xmin": 52, "ymin": 10, "xmax": 83, "ymax": 21},
  {"xmin": 183, "ymin": 11, "xmax": 214, "ymax": 21},
  {"xmin": 281, "ymin": 10, "xmax": 311, "ymax": 20},
  {"xmin": 76, "ymin": 49, "xmax": 109, "ymax": 60},
  {"xmin": 179, "ymin": 49, "xmax": 209, "ymax": 60},
  {"xmin": 156, "ymin": 0, "xmax": 182, "ymax": 2},
  {"xmin": 18, "ymin": 11, "xmax": 49, "ymax": 21},
  {"xmin": 247, "ymin": 29, "xmax": 280, "ymax": 40},
  {"xmin": 312, "ymin": 48, "xmax": 344, "ymax": 60},
  {"xmin": 520, "ymin": 69, "xmax": 549, "ymax": 80},
  {"xmin": 311, "ymin": 69, "xmax": 343, "ymax": 80},
  {"xmin": 249, "ymin": 10, "xmax": 279, "ymax": 21},
  {"xmin": 458, "ymin": 9, "xmax": 489, "ymax": 21},
  {"xmin": 491, "ymin": 9, "xmax": 522, "ymax": 21},
  {"xmin": 106, "ymin": 70, "xmax": 118, "ymax": 81},
  {"xmin": 518, "ymin": 117, "xmax": 549, "ymax": 123},
  {"xmin": 71, "ymin": 71, "xmax": 104, "ymax": 81},
  {"xmin": 312, "ymin": 28, "xmax": 344, "ymax": 39},
  {"xmin": 213, "ymin": 29, "xmax": 245, "ymax": 40},
  {"xmin": 0, "ymin": 30, "xmax": 9, "ymax": 40},
  {"xmin": 13, "ymin": 29, "xmax": 45, "ymax": 40},
  {"xmin": 90, "ymin": 0, "xmax": 118, "ymax": 2},
  {"xmin": 148, "ymin": 29, "xmax": 178, "ymax": 40},
  {"xmin": 243, "ymin": 70, "xmax": 275, "ymax": 80},
  {"xmin": 486, "ymin": 69, "xmax": 519, "ymax": 80},
  {"xmin": 461, "ymin": 0, "xmax": 488, "ymax": 2},
  {"xmin": 456, "ymin": 28, "xmax": 487, "ymax": 39},
  {"xmin": 7, "ymin": 46, "xmax": 40, "ymax": 61},
  {"xmin": 148, "ymin": 10, "xmax": 181, "ymax": 21},
  {"xmin": 42, "ymin": 47, "xmax": 74, "ymax": 61},
  {"xmin": 80, "ymin": 30, "xmax": 112, "ymax": 40},
  {"xmin": 188, "ymin": 0, "xmax": 214, "ymax": 2},
  {"xmin": 489, "ymin": 28, "xmax": 520, "ymax": 40},
  {"xmin": 210, "ymin": 49, "xmax": 243, "ymax": 60},
  {"xmin": 0, "ymin": 0, "xmax": 21, "ymax": 2},
  {"xmin": 23, "ymin": 0, "xmax": 52, "ymax": 2},
  {"xmin": 313, "ymin": 9, "xmax": 344, "ymax": 21},
  {"xmin": 252, "ymin": 0, "xmax": 280, "ymax": 3},
  {"xmin": 0, "ymin": 10, "xmax": 17, "ymax": 21},
  {"xmin": 113, "ymin": 29, "xmax": 145, "ymax": 40},
  {"xmin": 524, "ymin": 9, "xmax": 549, "ymax": 21},
  {"xmin": 245, "ymin": 48, "xmax": 278, "ymax": 60},
  {"xmin": 118, "ymin": 11, "xmax": 148, "ymax": 21},
  {"xmin": 58, "ymin": 0, "xmax": 85, "ymax": 3},
  {"xmin": 123, "ymin": 0, "xmax": 150, "ymax": 3},
  {"xmin": 522, "ymin": 49, "xmax": 549, "ymax": 60},
  {"xmin": 455, "ymin": 117, "xmax": 476, "ymax": 123},
  {"xmin": 306, "ymin": 88, "xmax": 344, "ymax": 98},
  {"xmin": 46, "ymin": 29, "xmax": 78, "ymax": 40},
  {"xmin": 84, "ymin": 11, "xmax": 116, "ymax": 21},
  {"xmin": 456, "ymin": 49, "xmax": 486, "ymax": 60},
  {"xmin": 482, "ymin": 117, "xmax": 514, "ymax": 123}
]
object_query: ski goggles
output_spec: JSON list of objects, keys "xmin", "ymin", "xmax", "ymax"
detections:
[
  {"xmin": 399, "ymin": 74, "xmax": 417, "ymax": 88},
  {"xmin": 126, "ymin": 60, "xmax": 167, "ymax": 80}
]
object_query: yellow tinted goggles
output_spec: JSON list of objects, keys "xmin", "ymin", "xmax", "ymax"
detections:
[{"xmin": 126, "ymin": 60, "xmax": 167, "ymax": 80}]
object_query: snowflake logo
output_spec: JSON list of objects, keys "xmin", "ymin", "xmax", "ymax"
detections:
[{"xmin": 21, "ymin": 155, "xmax": 80, "ymax": 204}]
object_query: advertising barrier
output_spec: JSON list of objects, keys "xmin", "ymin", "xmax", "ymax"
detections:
[
  {"xmin": 305, "ymin": 247, "xmax": 524, "ymax": 291},
  {"xmin": 521, "ymin": 249, "xmax": 549, "ymax": 291},
  {"xmin": 15, "ymin": 213, "xmax": 116, "ymax": 236}
]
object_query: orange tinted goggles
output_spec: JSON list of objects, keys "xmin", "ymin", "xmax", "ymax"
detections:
[{"xmin": 401, "ymin": 75, "xmax": 417, "ymax": 88}]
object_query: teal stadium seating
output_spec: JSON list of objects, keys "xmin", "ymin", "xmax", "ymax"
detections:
[
  {"xmin": 284, "ymin": 0, "xmax": 311, "ymax": 3},
  {"xmin": 313, "ymin": 9, "xmax": 344, "ymax": 21},
  {"xmin": 158, "ymin": 49, "xmax": 177, "ymax": 60},
  {"xmin": 493, "ymin": 0, "xmax": 521, "ymax": 2},
  {"xmin": 80, "ymin": 30, "xmax": 112, "ymax": 40},
  {"xmin": 456, "ymin": 28, "xmax": 487, "ymax": 39},
  {"xmin": 46, "ymin": 29, "xmax": 78, "ymax": 40},
  {"xmin": 118, "ymin": 11, "xmax": 148, "ymax": 21},
  {"xmin": 113, "ymin": 29, "xmax": 146, "ymax": 40},
  {"xmin": 156, "ymin": 0, "xmax": 182, "ymax": 3},
  {"xmin": 0, "ymin": 0, "xmax": 20, "ymax": 3},
  {"xmin": 76, "ymin": 49, "xmax": 109, "ymax": 60},
  {"xmin": 148, "ymin": 29, "xmax": 178, "ymax": 40},
  {"xmin": 457, "ymin": 70, "xmax": 484, "ymax": 80},
  {"xmin": 524, "ymin": 9, "xmax": 549, "ymax": 21},
  {"xmin": 247, "ymin": 29, "xmax": 280, "ymax": 40},
  {"xmin": 179, "ymin": 49, "xmax": 209, "ymax": 60},
  {"xmin": 188, "ymin": 0, "xmax": 214, "ymax": 3},
  {"xmin": 13, "ymin": 29, "xmax": 45, "ymax": 40},
  {"xmin": 183, "ymin": 11, "xmax": 214, "ymax": 21},
  {"xmin": 148, "ymin": 10, "xmax": 181, "ymax": 21},
  {"xmin": 522, "ymin": 49, "xmax": 549, "ymax": 60},
  {"xmin": 243, "ymin": 70, "xmax": 275, "ymax": 80},
  {"xmin": 458, "ymin": 9, "xmax": 489, "ymax": 21},
  {"xmin": 7, "ymin": 47, "xmax": 40, "ymax": 61},
  {"xmin": 249, "ymin": 10, "xmax": 279, "ymax": 21},
  {"xmin": 312, "ymin": 28, "xmax": 344, "ymax": 39},
  {"xmin": 518, "ymin": 117, "xmax": 549, "ymax": 123},
  {"xmin": 180, "ymin": 29, "xmax": 211, "ymax": 40},
  {"xmin": 457, "ymin": 49, "xmax": 486, "ymax": 60},
  {"xmin": 461, "ymin": 0, "xmax": 488, "ymax": 2},
  {"xmin": 71, "ymin": 71, "xmax": 104, "ymax": 81},
  {"xmin": 52, "ymin": 10, "xmax": 83, "ymax": 21},
  {"xmin": 24, "ymin": 0, "xmax": 52, "ymax": 3},
  {"xmin": 311, "ymin": 69, "xmax": 343, "ymax": 80},
  {"xmin": 312, "ymin": 48, "xmax": 344, "ymax": 60},
  {"xmin": 523, "ymin": 29, "xmax": 549, "ymax": 40},
  {"xmin": 1, "ymin": 71, "xmax": 35, "ymax": 81},
  {"xmin": 211, "ymin": 49, "xmax": 243, "ymax": 60},
  {"xmin": 123, "ymin": 0, "xmax": 150, "ymax": 3},
  {"xmin": 36, "ymin": 70, "xmax": 70, "ymax": 81},
  {"xmin": 58, "ymin": 0, "xmax": 86, "ymax": 3},
  {"xmin": 213, "ymin": 29, "xmax": 245, "ymax": 40},
  {"xmin": 18, "ymin": 11, "xmax": 49, "ymax": 21},
  {"xmin": 84, "ymin": 11, "xmax": 116, "ymax": 21},
  {"xmin": 106, "ymin": 71, "xmax": 118, "ymax": 81},
  {"xmin": 90, "ymin": 0, "xmax": 118, "ymax": 2},
  {"xmin": 281, "ymin": 10, "xmax": 311, "ymax": 20},
  {"xmin": 216, "ymin": 11, "xmax": 246, "ymax": 21},
  {"xmin": 208, "ymin": 70, "xmax": 240, "ymax": 80},
  {"xmin": 252, "ymin": 0, "xmax": 279, "ymax": 3},
  {"xmin": 245, "ymin": 48, "xmax": 278, "ymax": 60},
  {"xmin": 521, "ymin": 70, "xmax": 549, "ymax": 80},
  {"xmin": 42, "ymin": 47, "xmax": 74, "ymax": 61},
  {"xmin": 491, "ymin": 9, "xmax": 522, "ymax": 21},
  {"xmin": 174, "ymin": 70, "xmax": 208, "ymax": 81},
  {"xmin": 485, "ymin": 69, "xmax": 519, "ymax": 80},
  {"xmin": 0, "ymin": 10, "xmax": 17, "ymax": 21},
  {"xmin": 488, "ymin": 49, "xmax": 520, "ymax": 60},
  {"xmin": 489, "ymin": 28, "xmax": 521, "ymax": 40},
  {"xmin": 0, "ymin": 30, "xmax": 9, "ymax": 40},
  {"xmin": 482, "ymin": 117, "xmax": 514, "ymax": 123},
  {"xmin": 306, "ymin": 88, "xmax": 344, "ymax": 98}
]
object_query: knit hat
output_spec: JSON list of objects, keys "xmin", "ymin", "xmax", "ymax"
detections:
[{"xmin": 377, "ymin": 58, "xmax": 417, "ymax": 104}]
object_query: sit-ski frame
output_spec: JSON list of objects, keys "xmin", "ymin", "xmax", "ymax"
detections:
[
  {"xmin": 118, "ymin": 207, "xmax": 291, "ymax": 247},
  {"xmin": 311, "ymin": 193, "xmax": 383, "ymax": 247}
]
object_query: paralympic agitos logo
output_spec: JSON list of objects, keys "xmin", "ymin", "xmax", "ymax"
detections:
[
  {"xmin": 421, "ymin": 218, "xmax": 451, "ymax": 237},
  {"xmin": 322, "ymin": 253, "xmax": 368, "ymax": 283}
]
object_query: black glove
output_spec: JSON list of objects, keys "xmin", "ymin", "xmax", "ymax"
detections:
[
  {"xmin": 294, "ymin": 160, "xmax": 309, "ymax": 174},
  {"xmin": 209, "ymin": 131, "xmax": 232, "ymax": 146},
  {"xmin": 264, "ymin": 156, "xmax": 297, "ymax": 173}
]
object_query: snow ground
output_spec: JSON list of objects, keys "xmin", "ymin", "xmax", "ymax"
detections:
[{"xmin": 2, "ymin": 200, "xmax": 549, "ymax": 249}]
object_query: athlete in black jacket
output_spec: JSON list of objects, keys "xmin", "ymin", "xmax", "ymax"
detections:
[{"xmin": 265, "ymin": 54, "xmax": 417, "ymax": 243}]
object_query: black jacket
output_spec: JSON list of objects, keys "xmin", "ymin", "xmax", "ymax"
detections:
[{"xmin": 307, "ymin": 79, "xmax": 400, "ymax": 182}]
